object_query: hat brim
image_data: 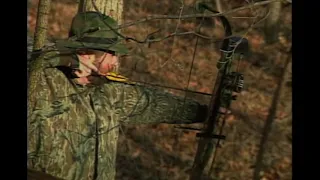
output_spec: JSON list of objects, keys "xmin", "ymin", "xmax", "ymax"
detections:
[{"xmin": 56, "ymin": 39, "xmax": 129, "ymax": 55}]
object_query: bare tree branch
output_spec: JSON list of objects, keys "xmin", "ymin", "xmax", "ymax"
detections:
[
  {"xmin": 82, "ymin": 0, "xmax": 279, "ymax": 46},
  {"xmin": 118, "ymin": 0, "xmax": 282, "ymax": 29}
]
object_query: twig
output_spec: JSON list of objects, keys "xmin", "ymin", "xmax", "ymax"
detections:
[
  {"xmin": 89, "ymin": 0, "xmax": 280, "ymax": 44},
  {"xmin": 118, "ymin": 0, "xmax": 282, "ymax": 29},
  {"xmin": 160, "ymin": 1, "xmax": 185, "ymax": 68}
]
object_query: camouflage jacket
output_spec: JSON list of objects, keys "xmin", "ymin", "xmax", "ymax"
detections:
[{"xmin": 27, "ymin": 49, "xmax": 208, "ymax": 180}]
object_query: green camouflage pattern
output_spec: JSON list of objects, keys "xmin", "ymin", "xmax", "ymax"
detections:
[
  {"xmin": 28, "ymin": 49, "xmax": 206, "ymax": 180},
  {"xmin": 56, "ymin": 11, "xmax": 128, "ymax": 55}
]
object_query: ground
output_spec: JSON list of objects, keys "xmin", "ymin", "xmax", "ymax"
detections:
[{"xmin": 28, "ymin": 0, "xmax": 292, "ymax": 179}]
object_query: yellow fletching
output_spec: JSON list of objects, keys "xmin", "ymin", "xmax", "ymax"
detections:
[{"xmin": 105, "ymin": 72, "xmax": 134, "ymax": 84}]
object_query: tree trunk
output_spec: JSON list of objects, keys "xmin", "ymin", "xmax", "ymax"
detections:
[
  {"xmin": 253, "ymin": 48, "xmax": 292, "ymax": 180},
  {"xmin": 214, "ymin": 0, "xmax": 223, "ymax": 12},
  {"xmin": 78, "ymin": 0, "xmax": 124, "ymax": 24},
  {"xmin": 28, "ymin": 0, "xmax": 52, "ymax": 124},
  {"xmin": 33, "ymin": 0, "xmax": 52, "ymax": 51},
  {"xmin": 264, "ymin": 1, "xmax": 282, "ymax": 44},
  {"xmin": 28, "ymin": 169, "xmax": 65, "ymax": 180}
]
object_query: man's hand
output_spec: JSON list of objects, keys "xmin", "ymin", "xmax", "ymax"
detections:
[
  {"xmin": 73, "ymin": 55, "xmax": 98, "ymax": 77},
  {"xmin": 73, "ymin": 52, "xmax": 119, "ymax": 85}
]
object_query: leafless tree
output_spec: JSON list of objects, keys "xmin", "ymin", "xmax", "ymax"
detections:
[
  {"xmin": 33, "ymin": 0, "xmax": 52, "ymax": 51},
  {"xmin": 253, "ymin": 47, "xmax": 292, "ymax": 180},
  {"xmin": 78, "ymin": 0, "xmax": 124, "ymax": 24}
]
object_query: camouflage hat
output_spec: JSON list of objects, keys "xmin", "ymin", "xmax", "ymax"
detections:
[{"xmin": 56, "ymin": 11, "xmax": 128, "ymax": 55}]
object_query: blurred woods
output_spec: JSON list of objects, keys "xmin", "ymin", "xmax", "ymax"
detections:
[
  {"xmin": 28, "ymin": 0, "xmax": 292, "ymax": 179},
  {"xmin": 264, "ymin": 1, "xmax": 282, "ymax": 44}
]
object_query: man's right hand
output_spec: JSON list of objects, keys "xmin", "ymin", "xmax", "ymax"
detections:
[{"xmin": 73, "ymin": 54, "xmax": 98, "ymax": 77}]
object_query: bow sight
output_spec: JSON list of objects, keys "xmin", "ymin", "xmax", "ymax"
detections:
[
  {"xmin": 220, "ymin": 36, "xmax": 249, "ymax": 95},
  {"xmin": 224, "ymin": 72, "xmax": 244, "ymax": 93}
]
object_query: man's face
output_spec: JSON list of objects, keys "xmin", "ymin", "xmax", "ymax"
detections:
[
  {"xmin": 94, "ymin": 51, "xmax": 119, "ymax": 75},
  {"xmin": 74, "ymin": 49, "xmax": 119, "ymax": 85}
]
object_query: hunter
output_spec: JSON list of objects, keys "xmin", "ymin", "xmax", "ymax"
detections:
[{"xmin": 27, "ymin": 11, "xmax": 208, "ymax": 180}]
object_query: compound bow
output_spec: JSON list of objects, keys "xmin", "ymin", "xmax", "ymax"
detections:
[{"xmin": 187, "ymin": 2, "xmax": 249, "ymax": 179}]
